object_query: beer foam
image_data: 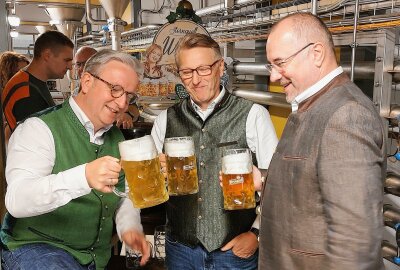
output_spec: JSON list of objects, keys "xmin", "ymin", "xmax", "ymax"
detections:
[
  {"xmin": 164, "ymin": 138, "xmax": 194, "ymax": 157},
  {"xmin": 222, "ymin": 152, "xmax": 252, "ymax": 174},
  {"xmin": 119, "ymin": 135, "xmax": 157, "ymax": 161}
]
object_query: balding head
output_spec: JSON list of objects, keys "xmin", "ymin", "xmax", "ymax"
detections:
[
  {"xmin": 266, "ymin": 12, "xmax": 338, "ymax": 102},
  {"xmin": 270, "ymin": 13, "xmax": 335, "ymax": 58},
  {"xmin": 74, "ymin": 46, "xmax": 97, "ymax": 78}
]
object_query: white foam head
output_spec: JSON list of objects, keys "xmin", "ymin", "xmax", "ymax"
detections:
[
  {"xmin": 164, "ymin": 137, "xmax": 194, "ymax": 157},
  {"xmin": 222, "ymin": 152, "xmax": 252, "ymax": 174},
  {"xmin": 119, "ymin": 135, "xmax": 157, "ymax": 161}
]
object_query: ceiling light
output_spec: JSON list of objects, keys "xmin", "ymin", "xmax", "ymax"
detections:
[
  {"xmin": 10, "ymin": 29, "xmax": 19, "ymax": 38},
  {"xmin": 8, "ymin": 15, "xmax": 20, "ymax": 27}
]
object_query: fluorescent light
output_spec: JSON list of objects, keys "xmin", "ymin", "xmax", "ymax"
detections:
[
  {"xmin": 10, "ymin": 30, "xmax": 19, "ymax": 38},
  {"xmin": 8, "ymin": 15, "xmax": 20, "ymax": 27}
]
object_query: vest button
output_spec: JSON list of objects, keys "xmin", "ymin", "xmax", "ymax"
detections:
[
  {"xmin": 200, "ymin": 145, "xmax": 205, "ymax": 150},
  {"xmin": 201, "ymin": 128, "xmax": 206, "ymax": 132},
  {"xmin": 93, "ymin": 254, "xmax": 96, "ymax": 257},
  {"xmin": 199, "ymin": 179, "xmax": 203, "ymax": 184},
  {"xmin": 198, "ymin": 215, "xmax": 202, "ymax": 220},
  {"xmin": 105, "ymin": 205, "xmax": 108, "ymax": 209},
  {"xmin": 95, "ymin": 149, "xmax": 98, "ymax": 153},
  {"xmin": 198, "ymin": 197, "xmax": 203, "ymax": 202},
  {"xmin": 200, "ymin": 161, "xmax": 205, "ymax": 167},
  {"xmin": 102, "ymin": 217, "xmax": 105, "ymax": 220},
  {"xmin": 90, "ymin": 247, "xmax": 94, "ymax": 251}
]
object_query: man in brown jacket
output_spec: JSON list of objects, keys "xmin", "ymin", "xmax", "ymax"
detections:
[{"xmin": 258, "ymin": 12, "xmax": 386, "ymax": 270}]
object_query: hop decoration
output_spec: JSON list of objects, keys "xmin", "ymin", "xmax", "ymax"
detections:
[{"xmin": 167, "ymin": 0, "xmax": 202, "ymax": 24}]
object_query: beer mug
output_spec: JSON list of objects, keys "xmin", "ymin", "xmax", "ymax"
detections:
[
  {"xmin": 221, "ymin": 148, "xmax": 255, "ymax": 210},
  {"xmin": 164, "ymin": 136, "xmax": 198, "ymax": 195},
  {"xmin": 115, "ymin": 135, "xmax": 169, "ymax": 209}
]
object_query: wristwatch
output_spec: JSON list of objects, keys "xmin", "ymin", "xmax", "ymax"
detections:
[{"xmin": 249, "ymin": 227, "xmax": 259, "ymax": 240}]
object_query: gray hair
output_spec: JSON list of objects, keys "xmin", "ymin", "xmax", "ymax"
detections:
[{"xmin": 84, "ymin": 49, "xmax": 143, "ymax": 76}]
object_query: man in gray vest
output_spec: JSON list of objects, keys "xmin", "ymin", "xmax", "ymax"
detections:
[
  {"xmin": 1, "ymin": 49, "xmax": 150, "ymax": 270},
  {"xmin": 257, "ymin": 12, "xmax": 385, "ymax": 269},
  {"xmin": 151, "ymin": 33, "xmax": 278, "ymax": 269}
]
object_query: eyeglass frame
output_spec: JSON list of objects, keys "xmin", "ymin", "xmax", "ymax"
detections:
[
  {"xmin": 74, "ymin": 61, "xmax": 88, "ymax": 69},
  {"xmin": 178, "ymin": 59, "xmax": 222, "ymax": 79},
  {"xmin": 265, "ymin": 43, "xmax": 315, "ymax": 73},
  {"xmin": 87, "ymin": 72, "xmax": 138, "ymax": 105}
]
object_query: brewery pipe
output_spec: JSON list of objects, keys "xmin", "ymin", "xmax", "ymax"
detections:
[
  {"xmin": 350, "ymin": 0, "xmax": 360, "ymax": 81},
  {"xmin": 85, "ymin": 0, "xmax": 107, "ymax": 25},
  {"xmin": 385, "ymin": 173, "xmax": 400, "ymax": 197},
  {"xmin": 382, "ymin": 241, "xmax": 400, "ymax": 265},
  {"xmin": 231, "ymin": 61, "xmax": 385, "ymax": 81},
  {"xmin": 232, "ymin": 89, "xmax": 290, "ymax": 109},
  {"xmin": 383, "ymin": 204, "xmax": 400, "ymax": 229}
]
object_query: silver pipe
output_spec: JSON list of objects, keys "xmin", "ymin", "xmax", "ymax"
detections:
[
  {"xmin": 232, "ymin": 89, "xmax": 290, "ymax": 108},
  {"xmin": 85, "ymin": 0, "xmax": 107, "ymax": 25},
  {"xmin": 383, "ymin": 204, "xmax": 400, "ymax": 229},
  {"xmin": 350, "ymin": 0, "xmax": 360, "ymax": 81},
  {"xmin": 76, "ymin": 34, "xmax": 102, "ymax": 42},
  {"xmin": 195, "ymin": 0, "xmax": 256, "ymax": 16},
  {"xmin": 385, "ymin": 172, "xmax": 400, "ymax": 196},
  {"xmin": 232, "ymin": 61, "xmax": 381, "ymax": 80},
  {"xmin": 382, "ymin": 241, "xmax": 399, "ymax": 264},
  {"xmin": 121, "ymin": 25, "xmax": 159, "ymax": 35},
  {"xmin": 311, "ymin": 0, "xmax": 318, "ymax": 14},
  {"xmin": 111, "ymin": 31, "xmax": 120, "ymax": 51}
]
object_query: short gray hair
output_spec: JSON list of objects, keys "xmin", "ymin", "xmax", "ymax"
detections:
[{"xmin": 84, "ymin": 49, "xmax": 143, "ymax": 76}]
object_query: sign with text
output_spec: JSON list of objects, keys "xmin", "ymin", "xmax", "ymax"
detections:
[{"xmin": 138, "ymin": 20, "xmax": 209, "ymax": 98}]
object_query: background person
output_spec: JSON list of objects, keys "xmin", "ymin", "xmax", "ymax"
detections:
[
  {"xmin": 258, "ymin": 12, "xmax": 385, "ymax": 270},
  {"xmin": 0, "ymin": 52, "xmax": 30, "ymax": 145},
  {"xmin": 151, "ymin": 33, "xmax": 278, "ymax": 269},
  {"xmin": 1, "ymin": 30, "xmax": 74, "ymax": 132},
  {"xmin": 0, "ymin": 49, "xmax": 150, "ymax": 270}
]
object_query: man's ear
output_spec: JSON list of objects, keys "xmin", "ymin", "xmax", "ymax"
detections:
[
  {"xmin": 218, "ymin": 59, "xmax": 225, "ymax": 77},
  {"xmin": 80, "ymin": 72, "xmax": 92, "ymax": 94},
  {"xmin": 41, "ymin": 48, "xmax": 52, "ymax": 62},
  {"xmin": 312, "ymin": 42, "xmax": 325, "ymax": 68}
]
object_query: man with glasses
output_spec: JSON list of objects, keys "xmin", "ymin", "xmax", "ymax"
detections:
[
  {"xmin": 73, "ymin": 46, "xmax": 135, "ymax": 130},
  {"xmin": 256, "ymin": 12, "xmax": 385, "ymax": 270},
  {"xmin": 0, "ymin": 49, "xmax": 150, "ymax": 270},
  {"xmin": 151, "ymin": 33, "xmax": 278, "ymax": 269}
]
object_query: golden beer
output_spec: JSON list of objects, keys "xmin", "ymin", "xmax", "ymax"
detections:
[
  {"xmin": 166, "ymin": 155, "xmax": 198, "ymax": 195},
  {"xmin": 221, "ymin": 149, "xmax": 255, "ymax": 210},
  {"xmin": 122, "ymin": 157, "xmax": 168, "ymax": 209},
  {"xmin": 164, "ymin": 136, "xmax": 199, "ymax": 195},
  {"xmin": 221, "ymin": 173, "xmax": 255, "ymax": 210},
  {"xmin": 117, "ymin": 135, "xmax": 169, "ymax": 209}
]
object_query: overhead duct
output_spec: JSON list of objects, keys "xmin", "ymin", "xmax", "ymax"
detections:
[
  {"xmin": 42, "ymin": 5, "xmax": 85, "ymax": 40},
  {"xmin": 86, "ymin": 0, "xmax": 130, "ymax": 50},
  {"xmin": 35, "ymin": 25, "xmax": 55, "ymax": 35}
]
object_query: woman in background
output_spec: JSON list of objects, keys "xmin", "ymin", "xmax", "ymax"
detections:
[{"xmin": 0, "ymin": 52, "xmax": 30, "ymax": 145}]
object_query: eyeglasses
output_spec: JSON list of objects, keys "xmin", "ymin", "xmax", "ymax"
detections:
[
  {"xmin": 74, "ymin": 61, "xmax": 86, "ymax": 69},
  {"xmin": 178, "ymin": 59, "xmax": 221, "ymax": 79},
  {"xmin": 265, "ymin": 43, "xmax": 315, "ymax": 73},
  {"xmin": 88, "ymin": 72, "xmax": 138, "ymax": 105}
]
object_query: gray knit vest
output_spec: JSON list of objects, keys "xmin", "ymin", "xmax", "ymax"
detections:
[{"xmin": 165, "ymin": 92, "xmax": 257, "ymax": 251}]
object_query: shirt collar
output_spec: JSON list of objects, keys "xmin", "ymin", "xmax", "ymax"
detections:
[
  {"xmin": 69, "ymin": 97, "xmax": 112, "ymax": 138},
  {"xmin": 291, "ymin": 66, "xmax": 343, "ymax": 112},
  {"xmin": 190, "ymin": 86, "xmax": 226, "ymax": 113}
]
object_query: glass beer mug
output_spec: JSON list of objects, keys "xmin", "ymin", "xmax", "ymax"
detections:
[
  {"xmin": 115, "ymin": 135, "xmax": 169, "ymax": 209},
  {"xmin": 221, "ymin": 148, "xmax": 255, "ymax": 210},
  {"xmin": 164, "ymin": 136, "xmax": 199, "ymax": 195}
]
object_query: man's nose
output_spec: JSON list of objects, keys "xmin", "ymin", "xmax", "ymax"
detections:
[
  {"xmin": 115, "ymin": 93, "xmax": 128, "ymax": 109},
  {"xmin": 269, "ymin": 68, "xmax": 282, "ymax": 82},
  {"xmin": 191, "ymin": 70, "xmax": 201, "ymax": 84}
]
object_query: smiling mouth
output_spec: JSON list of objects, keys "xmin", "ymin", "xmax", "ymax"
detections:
[{"xmin": 106, "ymin": 105, "xmax": 118, "ymax": 114}]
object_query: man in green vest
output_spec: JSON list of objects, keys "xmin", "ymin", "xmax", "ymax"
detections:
[
  {"xmin": 1, "ymin": 49, "xmax": 150, "ymax": 270},
  {"xmin": 151, "ymin": 33, "xmax": 278, "ymax": 269}
]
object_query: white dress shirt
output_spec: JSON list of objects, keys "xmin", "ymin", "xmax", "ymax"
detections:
[
  {"xmin": 291, "ymin": 66, "xmax": 344, "ymax": 112},
  {"xmin": 151, "ymin": 87, "xmax": 279, "ymax": 229},
  {"xmin": 5, "ymin": 97, "xmax": 142, "ymax": 238}
]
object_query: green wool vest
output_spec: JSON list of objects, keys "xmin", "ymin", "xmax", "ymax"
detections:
[
  {"xmin": 0, "ymin": 101, "xmax": 125, "ymax": 270},
  {"xmin": 165, "ymin": 92, "xmax": 257, "ymax": 252}
]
